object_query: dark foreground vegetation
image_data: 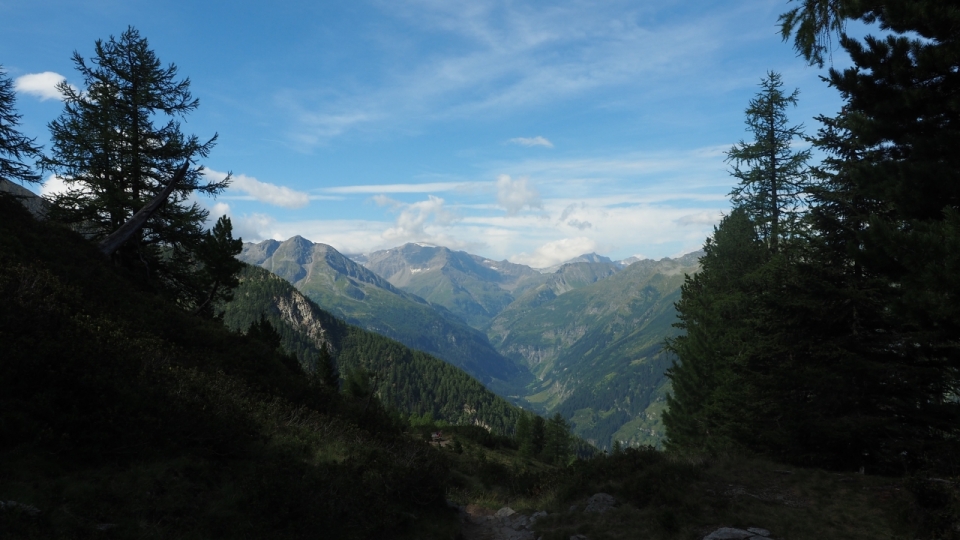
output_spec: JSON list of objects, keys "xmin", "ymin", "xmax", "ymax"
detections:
[
  {"xmin": 2, "ymin": 196, "xmax": 958, "ymax": 539},
  {"xmin": 3, "ymin": 1, "xmax": 960, "ymax": 536},
  {"xmin": 0, "ymin": 194, "xmax": 454, "ymax": 539}
]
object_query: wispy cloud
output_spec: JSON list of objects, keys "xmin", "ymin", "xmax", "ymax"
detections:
[
  {"xmin": 496, "ymin": 174, "xmax": 541, "ymax": 215},
  {"xmin": 320, "ymin": 181, "xmax": 477, "ymax": 194},
  {"xmin": 375, "ymin": 194, "xmax": 462, "ymax": 245},
  {"xmin": 14, "ymin": 72, "xmax": 74, "ymax": 101},
  {"xmin": 205, "ymin": 169, "xmax": 310, "ymax": 209},
  {"xmin": 509, "ymin": 136, "xmax": 553, "ymax": 148},
  {"xmin": 283, "ymin": 1, "xmax": 737, "ymax": 144}
]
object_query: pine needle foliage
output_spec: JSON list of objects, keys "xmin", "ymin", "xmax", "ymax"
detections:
[{"xmin": 0, "ymin": 66, "xmax": 42, "ymax": 185}]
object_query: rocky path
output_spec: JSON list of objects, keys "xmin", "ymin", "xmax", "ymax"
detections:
[
  {"xmin": 454, "ymin": 493, "xmax": 778, "ymax": 540},
  {"xmin": 458, "ymin": 505, "xmax": 546, "ymax": 540}
]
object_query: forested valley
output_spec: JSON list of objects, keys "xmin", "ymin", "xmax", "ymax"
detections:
[{"xmin": 3, "ymin": 1, "xmax": 960, "ymax": 538}]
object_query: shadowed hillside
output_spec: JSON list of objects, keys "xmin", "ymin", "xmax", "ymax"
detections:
[{"xmin": 0, "ymin": 194, "xmax": 456, "ymax": 539}]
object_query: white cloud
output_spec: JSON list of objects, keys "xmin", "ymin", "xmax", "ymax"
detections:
[
  {"xmin": 567, "ymin": 219, "xmax": 592, "ymax": 230},
  {"xmin": 205, "ymin": 169, "xmax": 309, "ymax": 209},
  {"xmin": 14, "ymin": 72, "xmax": 72, "ymax": 101},
  {"xmin": 210, "ymin": 202, "xmax": 231, "ymax": 219},
  {"xmin": 675, "ymin": 211, "xmax": 723, "ymax": 227},
  {"xmin": 377, "ymin": 194, "xmax": 461, "ymax": 244},
  {"xmin": 40, "ymin": 174, "xmax": 69, "ymax": 197},
  {"xmin": 510, "ymin": 237, "xmax": 598, "ymax": 268},
  {"xmin": 509, "ymin": 136, "xmax": 553, "ymax": 148},
  {"xmin": 496, "ymin": 174, "xmax": 541, "ymax": 216}
]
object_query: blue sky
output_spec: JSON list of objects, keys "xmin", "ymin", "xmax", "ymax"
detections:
[{"xmin": 2, "ymin": 0, "xmax": 850, "ymax": 267}]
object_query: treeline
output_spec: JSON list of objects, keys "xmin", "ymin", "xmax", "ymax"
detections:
[
  {"xmin": 220, "ymin": 265, "xmax": 523, "ymax": 434},
  {"xmin": 665, "ymin": 1, "xmax": 960, "ymax": 474}
]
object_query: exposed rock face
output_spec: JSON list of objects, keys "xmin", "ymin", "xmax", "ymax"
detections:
[
  {"xmin": 0, "ymin": 178, "xmax": 49, "ymax": 218},
  {"xmin": 274, "ymin": 287, "xmax": 331, "ymax": 352}
]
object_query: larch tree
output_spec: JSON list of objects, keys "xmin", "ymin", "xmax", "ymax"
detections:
[
  {"xmin": 726, "ymin": 71, "xmax": 811, "ymax": 252},
  {"xmin": 0, "ymin": 66, "xmax": 42, "ymax": 185},
  {"xmin": 41, "ymin": 27, "xmax": 241, "ymax": 315}
]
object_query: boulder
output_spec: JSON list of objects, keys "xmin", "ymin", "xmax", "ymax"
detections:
[
  {"xmin": 703, "ymin": 528, "xmax": 754, "ymax": 540},
  {"xmin": 584, "ymin": 493, "xmax": 616, "ymax": 514}
]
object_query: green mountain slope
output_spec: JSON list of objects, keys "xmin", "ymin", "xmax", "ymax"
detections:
[
  {"xmin": 486, "ymin": 261, "xmax": 621, "ymax": 332},
  {"xmin": 488, "ymin": 252, "xmax": 702, "ymax": 449},
  {"xmin": 0, "ymin": 194, "xmax": 454, "ymax": 539},
  {"xmin": 361, "ymin": 243, "xmax": 548, "ymax": 328},
  {"xmin": 239, "ymin": 237, "xmax": 531, "ymax": 392},
  {"xmin": 220, "ymin": 265, "xmax": 522, "ymax": 433}
]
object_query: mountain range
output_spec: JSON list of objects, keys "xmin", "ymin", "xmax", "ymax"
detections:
[{"xmin": 240, "ymin": 237, "xmax": 702, "ymax": 449}]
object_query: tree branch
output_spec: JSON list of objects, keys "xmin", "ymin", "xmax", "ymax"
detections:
[{"xmin": 97, "ymin": 161, "xmax": 189, "ymax": 257}]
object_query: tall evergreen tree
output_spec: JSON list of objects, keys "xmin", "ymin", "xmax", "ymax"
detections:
[
  {"xmin": 0, "ymin": 66, "xmax": 42, "ymax": 185},
  {"xmin": 543, "ymin": 413, "xmax": 572, "ymax": 466},
  {"xmin": 515, "ymin": 411, "xmax": 534, "ymax": 457},
  {"xmin": 316, "ymin": 342, "xmax": 339, "ymax": 389},
  {"xmin": 726, "ymin": 71, "xmax": 811, "ymax": 251},
  {"xmin": 663, "ymin": 209, "xmax": 768, "ymax": 452},
  {"xmin": 187, "ymin": 215, "xmax": 244, "ymax": 317},
  {"xmin": 41, "ymin": 27, "xmax": 236, "ymax": 310},
  {"xmin": 530, "ymin": 415, "xmax": 546, "ymax": 457},
  {"xmin": 782, "ymin": 0, "xmax": 960, "ymax": 470}
]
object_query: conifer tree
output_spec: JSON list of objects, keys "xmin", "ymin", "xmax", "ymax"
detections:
[
  {"xmin": 726, "ymin": 71, "xmax": 810, "ymax": 252},
  {"xmin": 543, "ymin": 413, "xmax": 572, "ymax": 465},
  {"xmin": 247, "ymin": 314, "xmax": 282, "ymax": 351},
  {"xmin": 530, "ymin": 415, "xmax": 546, "ymax": 457},
  {"xmin": 316, "ymin": 342, "xmax": 339, "ymax": 389},
  {"xmin": 41, "ymin": 27, "xmax": 236, "ymax": 309},
  {"xmin": 663, "ymin": 209, "xmax": 767, "ymax": 452},
  {"xmin": 515, "ymin": 411, "xmax": 534, "ymax": 456},
  {"xmin": 0, "ymin": 66, "xmax": 42, "ymax": 185}
]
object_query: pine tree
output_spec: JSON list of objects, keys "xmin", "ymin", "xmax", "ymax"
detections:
[
  {"xmin": 543, "ymin": 413, "xmax": 572, "ymax": 465},
  {"xmin": 41, "ymin": 27, "xmax": 234, "ymax": 308},
  {"xmin": 530, "ymin": 415, "xmax": 546, "ymax": 457},
  {"xmin": 0, "ymin": 66, "xmax": 42, "ymax": 185},
  {"xmin": 247, "ymin": 314, "xmax": 282, "ymax": 351},
  {"xmin": 188, "ymin": 215, "xmax": 244, "ymax": 317},
  {"xmin": 726, "ymin": 71, "xmax": 811, "ymax": 252},
  {"xmin": 663, "ymin": 209, "xmax": 768, "ymax": 452},
  {"xmin": 316, "ymin": 342, "xmax": 339, "ymax": 389},
  {"xmin": 780, "ymin": 0, "xmax": 960, "ymax": 471},
  {"xmin": 515, "ymin": 412, "xmax": 533, "ymax": 457}
]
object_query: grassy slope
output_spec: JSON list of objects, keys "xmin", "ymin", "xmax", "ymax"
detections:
[
  {"xmin": 0, "ymin": 196, "xmax": 456, "ymax": 539},
  {"xmin": 432, "ymin": 421, "xmax": 957, "ymax": 540}
]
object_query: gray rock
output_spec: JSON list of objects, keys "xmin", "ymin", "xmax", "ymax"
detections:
[
  {"xmin": 0, "ymin": 500, "xmax": 41, "ymax": 517},
  {"xmin": 703, "ymin": 528, "xmax": 754, "ymax": 540},
  {"xmin": 530, "ymin": 510, "xmax": 548, "ymax": 525},
  {"xmin": 747, "ymin": 528, "xmax": 771, "ymax": 537},
  {"xmin": 496, "ymin": 506, "xmax": 517, "ymax": 518},
  {"xmin": 497, "ymin": 506, "xmax": 517, "ymax": 517},
  {"xmin": 584, "ymin": 493, "xmax": 617, "ymax": 514},
  {"xmin": 570, "ymin": 535, "xmax": 589, "ymax": 540}
]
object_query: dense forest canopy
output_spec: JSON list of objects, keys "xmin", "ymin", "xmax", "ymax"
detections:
[{"xmin": 665, "ymin": 0, "xmax": 960, "ymax": 474}]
